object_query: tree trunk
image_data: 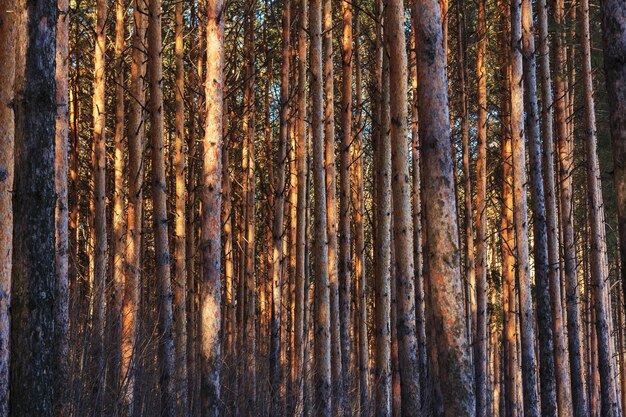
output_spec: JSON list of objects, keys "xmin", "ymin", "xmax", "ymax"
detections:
[
  {"xmin": 385, "ymin": 1, "xmax": 421, "ymax": 414},
  {"xmin": 92, "ymin": 0, "xmax": 107, "ymax": 413},
  {"xmin": 510, "ymin": 0, "xmax": 541, "ymax": 415},
  {"xmin": 520, "ymin": 0, "xmax": 557, "ymax": 413},
  {"xmin": 474, "ymin": 0, "xmax": 488, "ymax": 414},
  {"xmin": 293, "ymin": 0, "xmax": 308, "ymax": 411},
  {"xmin": 122, "ymin": 1, "xmax": 147, "ymax": 414},
  {"xmin": 600, "ymin": 0, "xmax": 626, "ymax": 319},
  {"xmin": 108, "ymin": 0, "xmax": 125, "ymax": 410},
  {"xmin": 10, "ymin": 0, "xmax": 57, "ymax": 415},
  {"xmin": 173, "ymin": 0, "xmax": 188, "ymax": 415},
  {"xmin": 54, "ymin": 0, "xmax": 70, "ymax": 415},
  {"xmin": 0, "ymin": 3, "xmax": 15, "ymax": 414},
  {"xmin": 552, "ymin": 0, "xmax": 589, "ymax": 414},
  {"xmin": 580, "ymin": 0, "xmax": 620, "ymax": 414},
  {"xmin": 270, "ymin": 0, "xmax": 290, "ymax": 412},
  {"xmin": 147, "ymin": 0, "xmax": 176, "ymax": 414},
  {"xmin": 414, "ymin": 0, "xmax": 474, "ymax": 414},
  {"xmin": 339, "ymin": 1, "xmax": 353, "ymax": 412},
  {"xmin": 200, "ymin": 1, "xmax": 224, "ymax": 415},
  {"xmin": 537, "ymin": 0, "xmax": 573, "ymax": 413},
  {"xmin": 310, "ymin": 0, "xmax": 332, "ymax": 411}
]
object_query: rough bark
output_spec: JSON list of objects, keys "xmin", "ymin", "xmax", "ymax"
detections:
[
  {"xmin": 385, "ymin": 1, "xmax": 421, "ymax": 414},
  {"xmin": 520, "ymin": 0, "xmax": 557, "ymax": 413},
  {"xmin": 580, "ymin": 0, "xmax": 620, "ymax": 414},
  {"xmin": 537, "ymin": 0, "xmax": 572, "ymax": 413},
  {"xmin": 0, "ymin": 4, "xmax": 15, "ymax": 414},
  {"xmin": 552, "ymin": 0, "xmax": 589, "ymax": 414},
  {"xmin": 10, "ymin": 0, "xmax": 57, "ymax": 415},
  {"xmin": 54, "ymin": 0, "xmax": 70, "ymax": 415},
  {"xmin": 200, "ymin": 0, "xmax": 224, "ymax": 415},
  {"xmin": 414, "ymin": 0, "xmax": 475, "ymax": 414},
  {"xmin": 173, "ymin": 0, "xmax": 188, "ymax": 414},
  {"xmin": 147, "ymin": 0, "xmax": 176, "ymax": 414}
]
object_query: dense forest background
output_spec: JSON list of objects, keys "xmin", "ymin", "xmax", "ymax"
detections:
[{"xmin": 0, "ymin": 0, "xmax": 625, "ymax": 416}]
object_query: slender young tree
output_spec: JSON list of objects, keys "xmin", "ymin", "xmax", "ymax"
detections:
[
  {"xmin": 147, "ymin": 0, "xmax": 176, "ymax": 414},
  {"xmin": 311, "ymin": 0, "xmax": 332, "ymax": 411},
  {"xmin": 10, "ymin": 0, "xmax": 57, "ymax": 415},
  {"xmin": 200, "ymin": 1, "xmax": 225, "ymax": 416},
  {"xmin": 122, "ymin": 1, "xmax": 147, "ymax": 413},
  {"xmin": 92, "ymin": 0, "xmax": 108, "ymax": 413},
  {"xmin": 0, "ymin": 4, "xmax": 15, "ymax": 415},
  {"xmin": 580, "ymin": 0, "xmax": 620, "ymax": 414},
  {"xmin": 552, "ymin": 0, "xmax": 589, "ymax": 414},
  {"xmin": 270, "ymin": 0, "xmax": 290, "ymax": 412},
  {"xmin": 521, "ymin": 0, "xmax": 557, "ymax": 413},
  {"xmin": 55, "ymin": 0, "xmax": 70, "ymax": 415},
  {"xmin": 173, "ymin": 0, "xmax": 188, "ymax": 414},
  {"xmin": 385, "ymin": 1, "xmax": 421, "ymax": 415}
]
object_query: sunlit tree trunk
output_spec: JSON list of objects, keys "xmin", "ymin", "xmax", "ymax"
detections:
[
  {"xmin": 200, "ymin": 0, "xmax": 224, "ymax": 415},
  {"xmin": 0, "ymin": 4, "xmax": 15, "ymax": 414},
  {"xmin": 92, "ymin": 0, "xmax": 107, "ymax": 413},
  {"xmin": 108, "ymin": 0, "xmax": 125, "ymax": 410},
  {"xmin": 414, "ymin": 0, "xmax": 474, "ymax": 413},
  {"xmin": 385, "ymin": 1, "xmax": 421, "ymax": 414},
  {"xmin": 173, "ymin": 0, "xmax": 188, "ymax": 414},
  {"xmin": 10, "ymin": 1, "xmax": 57, "ymax": 415},
  {"xmin": 552, "ymin": 0, "xmax": 589, "ymax": 414},
  {"xmin": 270, "ymin": 0, "xmax": 290, "ymax": 412},
  {"xmin": 54, "ymin": 0, "xmax": 70, "ymax": 415},
  {"xmin": 122, "ymin": 1, "xmax": 147, "ymax": 413},
  {"xmin": 147, "ymin": 0, "xmax": 176, "ymax": 414},
  {"xmin": 338, "ymin": 1, "xmax": 353, "ymax": 412},
  {"xmin": 311, "ymin": 0, "xmax": 332, "ymax": 411},
  {"xmin": 474, "ymin": 0, "xmax": 488, "ymax": 414}
]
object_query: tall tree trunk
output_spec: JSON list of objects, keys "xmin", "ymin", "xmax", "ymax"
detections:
[
  {"xmin": 293, "ymin": 0, "xmax": 308, "ymax": 411},
  {"xmin": 414, "ymin": 0, "xmax": 474, "ymax": 414},
  {"xmin": 322, "ymin": 0, "xmax": 345, "ymax": 412},
  {"xmin": 310, "ymin": 0, "xmax": 332, "ymax": 411},
  {"xmin": 108, "ymin": 0, "xmax": 125, "ymax": 410},
  {"xmin": 10, "ymin": 0, "xmax": 57, "ymax": 415},
  {"xmin": 510, "ymin": 0, "xmax": 541, "ymax": 415},
  {"xmin": 200, "ymin": 0, "xmax": 224, "ymax": 415},
  {"xmin": 123, "ymin": 1, "xmax": 147, "ymax": 414},
  {"xmin": 537, "ymin": 0, "xmax": 572, "ymax": 414},
  {"xmin": 375, "ymin": 34, "xmax": 392, "ymax": 417},
  {"xmin": 147, "ymin": 0, "xmax": 175, "ymax": 414},
  {"xmin": 353, "ymin": 8, "xmax": 369, "ymax": 416},
  {"xmin": 600, "ymin": 0, "xmax": 626, "ymax": 317},
  {"xmin": 385, "ymin": 1, "xmax": 421, "ymax": 414},
  {"xmin": 270, "ymin": 0, "xmax": 290, "ymax": 412},
  {"xmin": 173, "ymin": 0, "xmax": 188, "ymax": 414},
  {"xmin": 521, "ymin": 0, "xmax": 557, "ymax": 413},
  {"xmin": 580, "ymin": 0, "xmax": 620, "ymax": 414},
  {"xmin": 552, "ymin": 0, "xmax": 589, "ymax": 414},
  {"xmin": 0, "ymin": 4, "xmax": 15, "ymax": 414},
  {"xmin": 474, "ymin": 0, "xmax": 488, "ymax": 414},
  {"xmin": 92, "ymin": 0, "xmax": 107, "ymax": 413},
  {"xmin": 54, "ymin": 0, "xmax": 70, "ymax": 415},
  {"xmin": 338, "ymin": 1, "xmax": 353, "ymax": 412}
]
